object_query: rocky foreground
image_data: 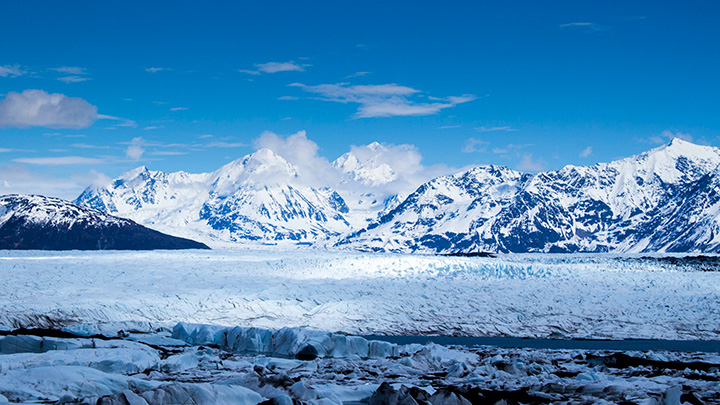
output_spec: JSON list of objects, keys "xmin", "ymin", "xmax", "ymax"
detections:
[{"xmin": 0, "ymin": 323, "xmax": 718, "ymax": 404}]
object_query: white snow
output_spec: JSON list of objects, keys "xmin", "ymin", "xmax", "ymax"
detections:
[{"xmin": 0, "ymin": 249, "xmax": 719, "ymax": 340}]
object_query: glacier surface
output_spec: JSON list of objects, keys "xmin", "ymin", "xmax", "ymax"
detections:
[{"xmin": 1, "ymin": 249, "xmax": 718, "ymax": 340}]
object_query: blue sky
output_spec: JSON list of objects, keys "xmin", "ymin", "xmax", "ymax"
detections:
[{"xmin": 1, "ymin": 1, "xmax": 718, "ymax": 198}]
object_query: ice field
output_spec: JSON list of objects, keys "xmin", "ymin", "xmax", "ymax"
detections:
[
  {"xmin": 2, "ymin": 249, "xmax": 720, "ymax": 403},
  {"xmin": 1, "ymin": 249, "xmax": 719, "ymax": 340}
]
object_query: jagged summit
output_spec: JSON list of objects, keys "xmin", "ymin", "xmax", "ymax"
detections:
[
  {"xmin": 76, "ymin": 149, "xmax": 352, "ymax": 246},
  {"xmin": 76, "ymin": 139, "xmax": 720, "ymax": 253},
  {"xmin": 333, "ymin": 142, "xmax": 398, "ymax": 186}
]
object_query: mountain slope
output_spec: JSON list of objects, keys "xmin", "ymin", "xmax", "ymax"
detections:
[
  {"xmin": 76, "ymin": 149, "xmax": 352, "ymax": 245},
  {"xmin": 0, "ymin": 194, "xmax": 209, "ymax": 250},
  {"xmin": 339, "ymin": 139, "xmax": 720, "ymax": 253}
]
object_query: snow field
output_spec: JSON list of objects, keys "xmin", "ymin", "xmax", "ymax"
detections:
[{"xmin": 0, "ymin": 249, "xmax": 718, "ymax": 340}]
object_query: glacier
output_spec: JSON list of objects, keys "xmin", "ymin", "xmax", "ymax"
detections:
[
  {"xmin": 1, "ymin": 249, "xmax": 718, "ymax": 340},
  {"xmin": 1, "ymin": 250, "xmax": 720, "ymax": 403}
]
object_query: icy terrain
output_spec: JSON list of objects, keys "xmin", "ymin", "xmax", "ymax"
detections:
[
  {"xmin": 1, "ymin": 249, "xmax": 718, "ymax": 340},
  {"xmin": 0, "ymin": 324, "xmax": 718, "ymax": 404},
  {"xmin": 2, "ymin": 250, "xmax": 720, "ymax": 403}
]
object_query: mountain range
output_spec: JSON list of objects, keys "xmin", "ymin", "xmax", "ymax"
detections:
[{"xmin": 75, "ymin": 138, "xmax": 720, "ymax": 253}]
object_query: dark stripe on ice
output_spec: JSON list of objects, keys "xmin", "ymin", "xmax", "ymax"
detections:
[{"xmin": 362, "ymin": 335, "xmax": 720, "ymax": 353}]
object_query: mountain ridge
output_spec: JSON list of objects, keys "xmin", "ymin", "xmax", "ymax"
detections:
[
  {"xmin": 76, "ymin": 139, "xmax": 720, "ymax": 253},
  {"xmin": 0, "ymin": 194, "xmax": 209, "ymax": 250},
  {"xmin": 339, "ymin": 138, "xmax": 720, "ymax": 253}
]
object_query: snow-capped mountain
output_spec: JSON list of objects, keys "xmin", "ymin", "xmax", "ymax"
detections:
[
  {"xmin": 332, "ymin": 142, "xmax": 410, "ymax": 227},
  {"xmin": 339, "ymin": 139, "xmax": 720, "ymax": 253},
  {"xmin": 76, "ymin": 149, "xmax": 353, "ymax": 245},
  {"xmin": 334, "ymin": 142, "xmax": 399, "ymax": 186},
  {"xmin": 0, "ymin": 194, "xmax": 209, "ymax": 250}
]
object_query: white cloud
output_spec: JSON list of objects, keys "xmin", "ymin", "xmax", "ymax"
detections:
[
  {"xmin": 49, "ymin": 67, "xmax": 87, "ymax": 75},
  {"xmin": 204, "ymin": 141, "xmax": 248, "ymax": 148},
  {"xmin": 71, "ymin": 143, "xmax": 110, "ymax": 149},
  {"xmin": 652, "ymin": 129, "xmax": 693, "ymax": 144},
  {"xmin": 517, "ymin": 154, "xmax": 546, "ymax": 172},
  {"xmin": 0, "ymin": 89, "xmax": 98, "ymax": 129},
  {"xmin": 255, "ymin": 61, "xmax": 304, "ymax": 73},
  {"xmin": 170, "ymin": 107, "xmax": 188, "ymax": 111},
  {"xmin": 13, "ymin": 156, "xmax": 105, "ymax": 165},
  {"xmin": 579, "ymin": 146, "xmax": 593, "ymax": 157},
  {"xmin": 145, "ymin": 67, "xmax": 167, "ymax": 73},
  {"xmin": 58, "ymin": 76, "xmax": 91, "ymax": 83},
  {"xmin": 0, "ymin": 64, "xmax": 27, "ymax": 78},
  {"xmin": 150, "ymin": 151, "xmax": 187, "ymax": 156},
  {"xmin": 462, "ymin": 137, "xmax": 489, "ymax": 153},
  {"xmin": 290, "ymin": 82, "xmax": 475, "ymax": 118},
  {"xmin": 240, "ymin": 61, "xmax": 306, "ymax": 75},
  {"xmin": 143, "ymin": 125, "xmax": 162, "ymax": 130},
  {"xmin": 438, "ymin": 125, "xmax": 461, "ymax": 129},
  {"xmin": 125, "ymin": 137, "xmax": 145, "ymax": 161},
  {"xmin": 560, "ymin": 22, "xmax": 595, "ymax": 28},
  {"xmin": 0, "ymin": 164, "xmax": 110, "ymax": 200},
  {"xmin": 476, "ymin": 126, "xmax": 518, "ymax": 132},
  {"xmin": 346, "ymin": 71, "xmax": 371, "ymax": 78},
  {"xmin": 559, "ymin": 22, "xmax": 606, "ymax": 32}
]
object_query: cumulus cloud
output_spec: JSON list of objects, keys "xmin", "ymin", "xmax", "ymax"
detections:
[
  {"xmin": 125, "ymin": 137, "xmax": 145, "ymax": 161},
  {"xmin": 0, "ymin": 64, "xmax": 27, "ymax": 78},
  {"xmin": 251, "ymin": 131, "xmax": 460, "ymax": 205},
  {"xmin": 290, "ymin": 82, "xmax": 475, "ymax": 118},
  {"xmin": 0, "ymin": 89, "xmax": 98, "ymax": 129},
  {"xmin": 517, "ymin": 154, "xmax": 546, "ymax": 172},
  {"xmin": 253, "ymin": 130, "xmax": 337, "ymax": 186},
  {"xmin": 579, "ymin": 146, "xmax": 593, "ymax": 157}
]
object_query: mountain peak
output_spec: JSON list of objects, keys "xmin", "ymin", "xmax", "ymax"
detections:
[
  {"xmin": 120, "ymin": 165, "xmax": 150, "ymax": 180},
  {"xmin": 640, "ymin": 138, "xmax": 720, "ymax": 171},
  {"xmin": 366, "ymin": 141, "xmax": 386, "ymax": 151}
]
